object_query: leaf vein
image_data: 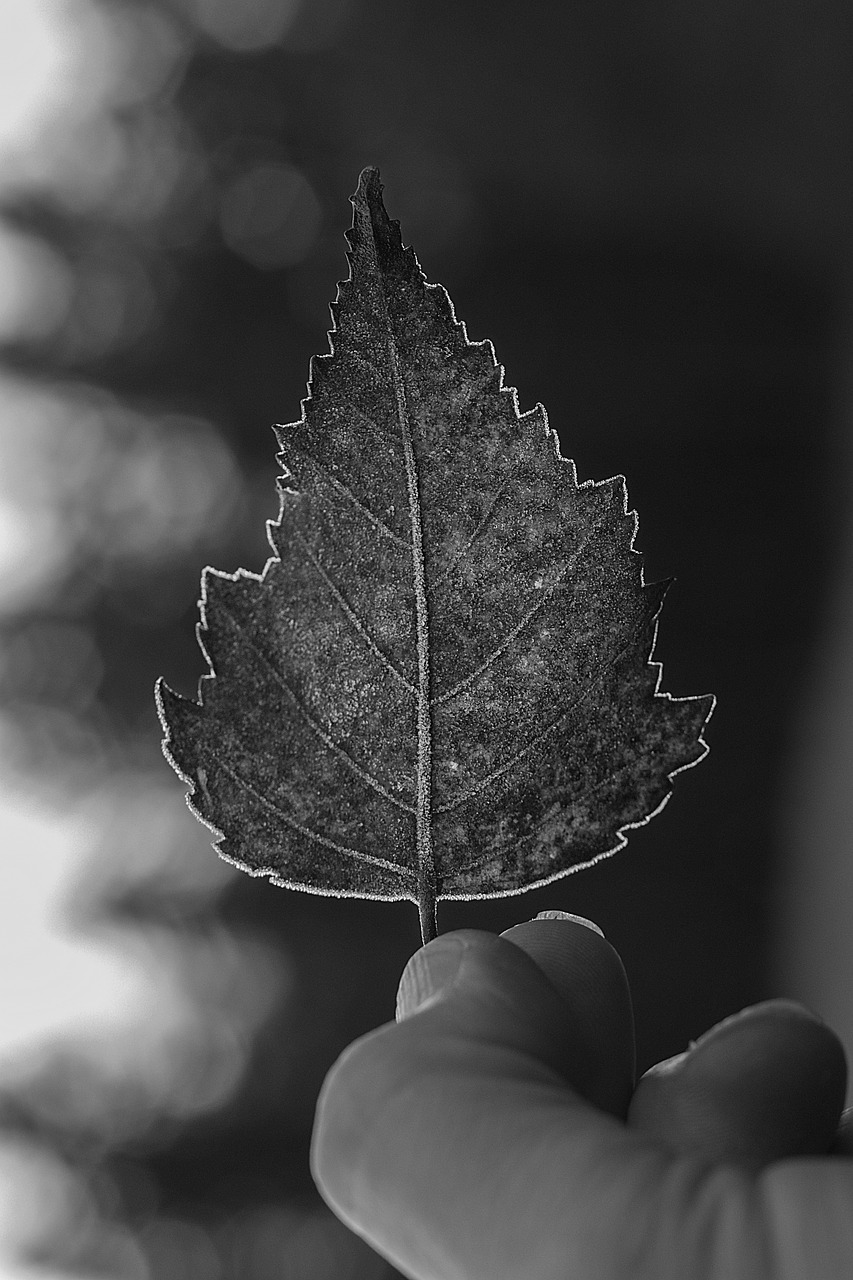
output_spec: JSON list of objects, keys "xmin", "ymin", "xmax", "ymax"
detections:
[
  {"xmin": 214, "ymin": 755, "xmax": 414, "ymax": 878},
  {"xmin": 293, "ymin": 529, "xmax": 417, "ymax": 698},
  {"xmin": 218, "ymin": 604, "xmax": 417, "ymax": 814},
  {"xmin": 430, "ymin": 469, "xmax": 514, "ymax": 594},
  {"xmin": 281, "ymin": 439, "xmax": 411, "ymax": 549},
  {"xmin": 347, "ymin": 403, "xmax": 400, "ymax": 452},
  {"xmin": 432, "ymin": 506, "xmax": 612, "ymax": 707},
  {"xmin": 435, "ymin": 618, "xmax": 645, "ymax": 814},
  {"xmin": 447, "ymin": 755, "xmax": 638, "ymax": 880}
]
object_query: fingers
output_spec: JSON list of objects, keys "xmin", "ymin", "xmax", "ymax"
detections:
[
  {"xmin": 413, "ymin": 914, "xmax": 636, "ymax": 1115},
  {"xmin": 311, "ymin": 922, "xmax": 853, "ymax": 1280},
  {"xmin": 499, "ymin": 919, "xmax": 848, "ymax": 1165},
  {"xmin": 311, "ymin": 923, "xmax": 764, "ymax": 1280},
  {"xmin": 629, "ymin": 1000, "xmax": 848, "ymax": 1168}
]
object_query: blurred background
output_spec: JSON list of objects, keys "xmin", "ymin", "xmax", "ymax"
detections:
[{"xmin": 1, "ymin": 0, "xmax": 852, "ymax": 1275}]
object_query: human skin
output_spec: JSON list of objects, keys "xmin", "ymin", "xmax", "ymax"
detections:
[{"xmin": 311, "ymin": 915, "xmax": 853, "ymax": 1280}]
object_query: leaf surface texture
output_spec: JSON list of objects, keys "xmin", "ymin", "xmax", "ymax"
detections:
[{"xmin": 157, "ymin": 168, "xmax": 714, "ymax": 940}]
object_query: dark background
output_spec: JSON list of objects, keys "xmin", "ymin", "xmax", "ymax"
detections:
[{"xmin": 1, "ymin": 1, "xmax": 851, "ymax": 1275}]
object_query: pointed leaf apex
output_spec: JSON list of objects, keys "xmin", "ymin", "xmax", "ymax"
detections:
[
  {"xmin": 348, "ymin": 165, "xmax": 408, "ymax": 269},
  {"xmin": 353, "ymin": 165, "xmax": 381, "ymax": 202},
  {"xmin": 351, "ymin": 166, "xmax": 386, "ymax": 235}
]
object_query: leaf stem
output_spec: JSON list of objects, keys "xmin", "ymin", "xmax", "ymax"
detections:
[{"xmin": 418, "ymin": 881, "xmax": 438, "ymax": 946}]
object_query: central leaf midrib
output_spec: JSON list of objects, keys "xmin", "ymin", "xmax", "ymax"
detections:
[{"xmin": 375, "ymin": 300, "xmax": 436, "ymax": 943}]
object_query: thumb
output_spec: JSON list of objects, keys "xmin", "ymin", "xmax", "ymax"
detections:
[{"xmin": 396, "ymin": 913, "xmax": 635, "ymax": 1118}]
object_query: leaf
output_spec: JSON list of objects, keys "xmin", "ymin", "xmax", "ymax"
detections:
[{"xmin": 156, "ymin": 167, "xmax": 715, "ymax": 945}]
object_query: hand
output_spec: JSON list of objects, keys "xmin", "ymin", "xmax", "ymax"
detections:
[{"xmin": 311, "ymin": 915, "xmax": 853, "ymax": 1280}]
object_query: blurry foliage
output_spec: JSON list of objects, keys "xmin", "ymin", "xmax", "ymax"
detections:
[{"xmin": 0, "ymin": 0, "xmax": 850, "ymax": 1276}]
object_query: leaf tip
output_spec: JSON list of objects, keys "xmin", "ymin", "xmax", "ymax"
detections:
[
  {"xmin": 349, "ymin": 165, "xmax": 404, "ymax": 256},
  {"xmin": 353, "ymin": 165, "xmax": 381, "ymax": 201},
  {"xmin": 351, "ymin": 166, "xmax": 387, "ymax": 233}
]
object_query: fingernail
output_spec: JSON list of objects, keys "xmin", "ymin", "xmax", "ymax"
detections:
[
  {"xmin": 396, "ymin": 936, "xmax": 466, "ymax": 1022},
  {"xmin": 531, "ymin": 910, "xmax": 605, "ymax": 938}
]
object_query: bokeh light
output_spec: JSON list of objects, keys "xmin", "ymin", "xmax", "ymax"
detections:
[
  {"xmin": 0, "ymin": 1, "xmax": 190, "ymax": 211},
  {"xmin": 181, "ymin": 0, "xmax": 302, "ymax": 52},
  {"xmin": 219, "ymin": 162, "xmax": 322, "ymax": 269},
  {"xmin": 0, "ymin": 4, "xmax": 300, "ymax": 1276},
  {"xmin": 0, "ymin": 0, "xmax": 84, "ymax": 159},
  {"xmin": 0, "ymin": 230, "xmax": 73, "ymax": 344},
  {"xmin": 0, "ymin": 1137, "xmax": 149, "ymax": 1280},
  {"xmin": 0, "ymin": 378, "xmax": 242, "ymax": 616}
]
